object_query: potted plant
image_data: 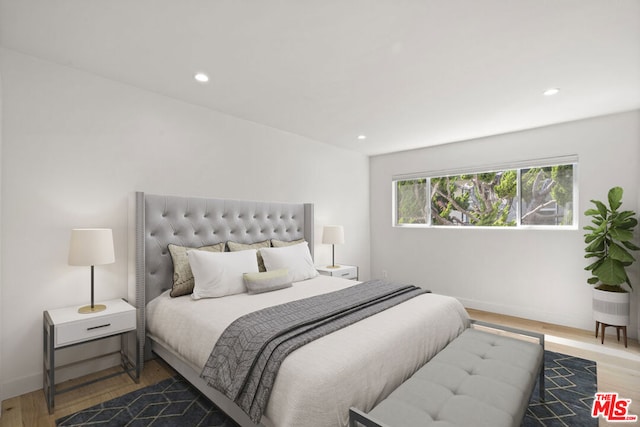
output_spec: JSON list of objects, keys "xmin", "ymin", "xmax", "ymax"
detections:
[{"xmin": 584, "ymin": 186, "xmax": 638, "ymax": 332}]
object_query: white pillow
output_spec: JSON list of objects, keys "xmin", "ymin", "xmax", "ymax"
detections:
[
  {"xmin": 260, "ymin": 242, "xmax": 318, "ymax": 282},
  {"xmin": 188, "ymin": 249, "xmax": 259, "ymax": 299}
]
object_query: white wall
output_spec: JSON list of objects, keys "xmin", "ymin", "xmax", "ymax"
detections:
[
  {"xmin": 0, "ymin": 48, "xmax": 370, "ymax": 401},
  {"xmin": 0, "ymin": 58, "xmax": 4, "ymax": 409},
  {"xmin": 637, "ymin": 145, "xmax": 640, "ymax": 340},
  {"xmin": 370, "ymin": 111, "xmax": 640, "ymax": 338}
]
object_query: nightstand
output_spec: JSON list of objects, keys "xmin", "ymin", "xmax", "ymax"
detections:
[
  {"xmin": 43, "ymin": 298, "xmax": 139, "ymax": 413},
  {"xmin": 316, "ymin": 264, "xmax": 359, "ymax": 280}
]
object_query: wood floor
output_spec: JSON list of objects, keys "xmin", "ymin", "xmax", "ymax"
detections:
[
  {"xmin": 0, "ymin": 359, "xmax": 175, "ymax": 427},
  {"xmin": 1, "ymin": 309, "xmax": 638, "ymax": 427}
]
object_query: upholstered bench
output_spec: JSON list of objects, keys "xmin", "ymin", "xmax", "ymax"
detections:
[{"xmin": 349, "ymin": 320, "xmax": 545, "ymax": 427}]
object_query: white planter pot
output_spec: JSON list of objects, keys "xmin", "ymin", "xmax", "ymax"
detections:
[{"xmin": 592, "ymin": 288, "xmax": 630, "ymax": 326}]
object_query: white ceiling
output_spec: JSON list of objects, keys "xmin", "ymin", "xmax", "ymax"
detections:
[{"xmin": 1, "ymin": 1, "xmax": 639, "ymax": 156}]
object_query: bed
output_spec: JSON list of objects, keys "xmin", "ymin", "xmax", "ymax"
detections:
[{"xmin": 129, "ymin": 192, "xmax": 470, "ymax": 427}]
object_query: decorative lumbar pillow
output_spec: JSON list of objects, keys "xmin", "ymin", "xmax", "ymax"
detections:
[
  {"xmin": 243, "ymin": 269, "xmax": 292, "ymax": 294},
  {"xmin": 167, "ymin": 243, "xmax": 225, "ymax": 297},
  {"xmin": 271, "ymin": 238, "xmax": 305, "ymax": 248},
  {"xmin": 260, "ymin": 242, "xmax": 318, "ymax": 282},
  {"xmin": 188, "ymin": 249, "xmax": 259, "ymax": 299},
  {"xmin": 227, "ymin": 240, "xmax": 271, "ymax": 272}
]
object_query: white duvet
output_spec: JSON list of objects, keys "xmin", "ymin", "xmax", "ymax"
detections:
[{"xmin": 146, "ymin": 276, "xmax": 470, "ymax": 427}]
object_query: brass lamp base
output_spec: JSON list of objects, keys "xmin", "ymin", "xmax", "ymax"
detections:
[
  {"xmin": 326, "ymin": 265, "xmax": 341, "ymax": 269},
  {"xmin": 78, "ymin": 304, "xmax": 106, "ymax": 314}
]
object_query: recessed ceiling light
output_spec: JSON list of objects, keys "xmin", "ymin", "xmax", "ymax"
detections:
[
  {"xmin": 194, "ymin": 72, "xmax": 209, "ymax": 83},
  {"xmin": 543, "ymin": 88, "xmax": 560, "ymax": 96},
  {"xmin": 357, "ymin": 135, "xmax": 367, "ymax": 140}
]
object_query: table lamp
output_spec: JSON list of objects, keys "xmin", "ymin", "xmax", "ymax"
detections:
[
  {"xmin": 322, "ymin": 225, "xmax": 344, "ymax": 268},
  {"xmin": 68, "ymin": 228, "xmax": 115, "ymax": 314}
]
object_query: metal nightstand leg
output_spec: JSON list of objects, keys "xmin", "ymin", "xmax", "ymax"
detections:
[
  {"xmin": 43, "ymin": 312, "xmax": 55, "ymax": 414},
  {"xmin": 120, "ymin": 330, "xmax": 140, "ymax": 383}
]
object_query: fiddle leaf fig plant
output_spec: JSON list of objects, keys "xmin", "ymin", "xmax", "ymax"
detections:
[{"xmin": 584, "ymin": 186, "xmax": 639, "ymax": 291}]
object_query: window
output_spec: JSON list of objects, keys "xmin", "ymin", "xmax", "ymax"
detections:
[
  {"xmin": 520, "ymin": 165, "xmax": 574, "ymax": 226},
  {"xmin": 430, "ymin": 171, "xmax": 517, "ymax": 226},
  {"xmin": 393, "ymin": 158, "xmax": 577, "ymax": 228},
  {"xmin": 395, "ymin": 179, "xmax": 428, "ymax": 225}
]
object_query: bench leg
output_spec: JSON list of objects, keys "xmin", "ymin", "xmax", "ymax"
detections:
[
  {"xmin": 349, "ymin": 407, "xmax": 385, "ymax": 427},
  {"xmin": 539, "ymin": 355, "xmax": 545, "ymax": 402},
  {"xmin": 595, "ymin": 321, "xmax": 600, "ymax": 338}
]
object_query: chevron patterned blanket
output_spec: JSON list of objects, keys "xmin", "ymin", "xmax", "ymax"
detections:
[{"xmin": 200, "ymin": 280, "xmax": 429, "ymax": 422}]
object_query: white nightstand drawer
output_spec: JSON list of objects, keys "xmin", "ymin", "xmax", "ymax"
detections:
[
  {"xmin": 333, "ymin": 268, "xmax": 357, "ymax": 280},
  {"xmin": 316, "ymin": 265, "xmax": 358, "ymax": 280},
  {"xmin": 55, "ymin": 309, "xmax": 136, "ymax": 348}
]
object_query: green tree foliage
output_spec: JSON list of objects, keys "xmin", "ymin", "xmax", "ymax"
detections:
[
  {"xmin": 521, "ymin": 165, "xmax": 573, "ymax": 225},
  {"xmin": 396, "ymin": 179, "xmax": 427, "ymax": 224},
  {"xmin": 551, "ymin": 165, "xmax": 573, "ymax": 206},
  {"xmin": 396, "ymin": 163, "xmax": 575, "ymax": 227},
  {"xmin": 431, "ymin": 171, "xmax": 516, "ymax": 226}
]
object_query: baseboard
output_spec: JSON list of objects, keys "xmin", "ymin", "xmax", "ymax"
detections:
[
  {"xmin": 1, "ymin": 351, "xmax": 121, "ymax": 403},
  {"xmin": 458, "ymin": 296, "xmax": 639, "ymax": 340},
  {"xmin": 1, "ymin": 371, "xmax": 42, "ymax": 405}
]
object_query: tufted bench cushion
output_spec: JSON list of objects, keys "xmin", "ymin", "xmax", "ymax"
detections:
[{"xmin": 350, "ymin": 323, "xmax": 544, "ymax": 427}]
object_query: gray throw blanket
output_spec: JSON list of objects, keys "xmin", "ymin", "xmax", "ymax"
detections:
[{"xmin": 200, "ymin": 280, "xmax": 429, "ymax": 423}]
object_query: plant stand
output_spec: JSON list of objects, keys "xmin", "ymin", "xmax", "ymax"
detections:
[
  {"xmin": 595, "ymin": 321, "xmax": 628, "ymax": 348},
  {"xmin": 592, "ymin": 288, "xmax": 630, "ymax": 348}
]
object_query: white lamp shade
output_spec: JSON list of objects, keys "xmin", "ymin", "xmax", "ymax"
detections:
[
  {"xmin": 68, "ymin": 228, "xmax": 115, "ymax": 266},
  {"xmin": 322, "ymin": 225, "xmax": 345, "ymax": 245}
]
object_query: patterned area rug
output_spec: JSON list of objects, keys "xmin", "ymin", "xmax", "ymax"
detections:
[
  {"xmin": 57, "ymin": 351, "xmax": 596, "ymax": 427},
  {"xmin": 56, "ymin": 377, "xmax": 238, "ymax": 427},
  {"xmin": 524, "ymin": 351, "xmax": 597, "ymax": 426}
]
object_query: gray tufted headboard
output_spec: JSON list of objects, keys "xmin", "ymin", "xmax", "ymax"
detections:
[{"xmin": 128, "ymin": 192, "xmax": 314, "ymax": 368}]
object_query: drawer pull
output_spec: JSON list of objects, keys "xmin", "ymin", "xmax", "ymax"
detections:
[
  {"xmin": 341, "ymin": 273, "xmax": 350, "ymax": 276},
  {"xmin": 87, "ymin": 323, "xmax": 111, "ymax": 331}
]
